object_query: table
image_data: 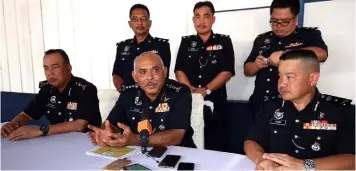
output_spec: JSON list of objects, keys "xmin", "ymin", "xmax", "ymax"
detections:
[{"xmin": 1, "ymin": 132, "xmax": 255, "ymax": 170}]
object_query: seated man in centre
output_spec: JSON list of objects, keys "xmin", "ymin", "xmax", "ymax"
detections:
[{"xmin": 88, "ymin": 52, "xmax": 196, "ymax": 148}]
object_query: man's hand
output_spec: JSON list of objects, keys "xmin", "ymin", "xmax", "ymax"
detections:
[
  {"xmin": 87, "ymin": 120, "xmax": 114, "ymax": 146},
  {"xmin": 255, "ymin": 158, "xmax": 280, "ymax": 170},
  {"xmin": 255, "ymin": 56, "xmax": 268, "ymax": 69},
  {"xmin": 7, "ymin": 126, "xmax": 42, "ymax": 141},
  {"xmin": 263, "ymin": 153, "xmax": 304, "ymax": 170},
  {"xmin": 102, "ymin": 122, "xmax": 132, "ymax": 147},
  {"xmin": 267, "ymin": 51, "xmax": 283, "ymax": 66},
  {"xmin": 193, "ymin": 87, "xmax": 207, "ymax": 97},
  {"xmin": 1, "ymin": 122, "xmax": 19, "ymax": 137}
]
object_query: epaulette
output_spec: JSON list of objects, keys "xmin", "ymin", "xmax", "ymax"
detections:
[
  {"xmin": 215, "ymin": 33, "xmax": 230, "ymax": 38},
  {"xmin": 320, "ymin": 94, "xmax": 352, "ymax": 107},
  {"xmin": 182, "ymin": 35, "xmax": 194, "ymax": 39},
  {"xmin": 303, "ymin": 27, "xmax": 318, "ymax": 30},
  {"xmin": 257, "ymin": 31, "xmax": 273, "ymax": 38},
  {"xmin": 39, "ymin": 80, "xmax": 50, "ymax": 88},
  {"xmin": 166, "ymin": 83, "xmax": 184, "ymax": 93},
  {"xmin": 116, "ymin": 38, "xmax": 134, "ymax": 46},
  {"xmin": 153, "ymin": 37, "xmax": 169, "ymax": 43},
  {"xmin": 264, "ymin": 95, "xmax": 282, "ymax": 103},
  {"xmin": 121, "ymin": 84, "xmax": 139, "ymax": 92},
  {"xmin": 74, "ymin": 80, "xmax": 89, "ymax": 91}
]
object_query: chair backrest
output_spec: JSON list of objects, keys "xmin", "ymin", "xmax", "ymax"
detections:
[
  {"xmin": 97, "ymin": 89, "xmax": 120, "ymax": 122},
  {"xmin": 97, "ymin": 90, "xmax": 205, "ymax": 149}
]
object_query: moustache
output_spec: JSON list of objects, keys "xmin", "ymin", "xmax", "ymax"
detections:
[{"xmin": 145, "ymin": 81, "xmax": 158, "ymax": 87}]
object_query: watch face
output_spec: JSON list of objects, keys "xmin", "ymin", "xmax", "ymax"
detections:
[{"xmin": 206, "ymin": 89, "xmax": 211, "ymax": 95}]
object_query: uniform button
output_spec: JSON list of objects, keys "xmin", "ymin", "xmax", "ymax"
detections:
[
  {"xmin": 267, "ymin": 78, "xmax": 270, "ymax": 82},
  {"xmin": 295, "ymin": 119, "xmax": 300, "ymax": 123},
  {"xmin": 200, "ymin": 56, "xmax": 203, "ymax": 59},
  {"xmin": 58, "ymin": 101, "xmax": 61, "ymax": 104},
  {"xmin": 161, "ymin": 119, "xmax": 164, "ymax": 122},
  {"xmin": 317, "ymin": 136, "xmax": 321, "ymax": 140},
  {"xmin": 58, "ymin": 112, "xmax": 62, "ymax": 116},
  {"xmin": 137, "ymin": 47, "xmax": 140, "ymax": 50},
  {"xmin": 199, "ymin": 75, "xmax": 202, "ymax": 78},
  {"xmin": 279, "ymin": 42, "xmax": 281, "ymax": 44},
  {"xmin": 266, "ymin": 90, "xmax": 269, "ymax": 93},
  {"xmin": 149, "ymin": 106, "xmax": 153, "ymax": 109},
  {"xmin": 295, "ymin": 150, "xmax": 299, "ymax": 153},
  {"xmin": 148, "ymin": 40, "xmax": 151, "ymax": 43},
  {"xmin": 213, "ymin": 55, "xmax": 215, "ymax": 57},
  {"xmin": 149, "ymin": 119, "xmax": 152, "ymax": 122},
  {"xmin": 69, "ymin": 112, "xmax": 72, "ymax": 115},
  {"xmin": 294, "ymin": 135, "xmax": 299, "ymax": 139},
  {"xmin": 132, "ymin": 117, "xmax": 135, "ymax": 120},
  {"xmin": 200, "ymin": 66, "xmax": 202, "ymax": 69},
  {"xmin": 198, "ymin": 85, "xmax": 201, "ymax": 88},
  {"xmin": 201, "ymin": 46, "xmax": 204, "ymax": 49},
  {"xmin": 189, "ymin": 55, "xmax": 191, "ymax": 58},
  {"xmin": 122, "ymin": 58, "xmax": 125, "ymax": 60},
  {"xmin": 270, "ymin": 68, "xmax": 273, "ymax": 71},
  {"xmin": 47, "ymin": 111, "xmax": 50, "ymax": 114},
  {"xmin": 274, "ymin": 130, "xmax": 277, "ymax": 134}
]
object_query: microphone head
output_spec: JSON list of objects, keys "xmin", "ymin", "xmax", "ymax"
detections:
[{"xmin": 140, "ymin": 129, "xmax": 149, "ymax": 153}]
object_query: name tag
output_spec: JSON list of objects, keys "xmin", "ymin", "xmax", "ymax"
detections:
[
  {"xmin": 270, "ymin": 118, "xmax": 287, "ymax": 126},
  {"xmin": 130, "ymin": 107, "xmax": 142, "ymax": 113}
]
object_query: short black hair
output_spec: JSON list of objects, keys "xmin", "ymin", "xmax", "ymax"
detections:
[
  {"xmin": 270, "ymin": 0, "xmax": 300, "ymax": 16},
  {"xmin": 280, "ymin": 49, "xmax": 320, "ymax": 72},
  {"xmin": 44, "ymin": 49, "xmax": 70, "ymax": 64},
  {"xmin": 193, "ymin": 1, "xmax": 215, "ymax": 15},
  {"xmin": 130, "ymin": 4, "xmax": 150, "ymax": 18}
]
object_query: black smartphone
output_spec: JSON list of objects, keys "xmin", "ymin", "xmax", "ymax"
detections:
[
  {"xmin": 123, "ymin": 163, "xmax": 151, "ymax": 170},
  {"xmin": 177, "ymin": 162, "xmax": 195, "ymax": 170},
  {"xmin": 148, "ymin": 146, "xmax": 167, "ymax": 158},
  {"xmin": 158, "ymin": 155, "xmax": 181, "ymax": 168}
]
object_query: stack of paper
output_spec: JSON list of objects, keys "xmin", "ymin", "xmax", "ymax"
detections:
[{"xmin": 86, "ymin": 146, "xmax": 140, "ymax": 160}]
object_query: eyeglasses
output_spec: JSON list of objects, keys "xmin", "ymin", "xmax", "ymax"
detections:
[
  {"xmin": 130, "ymin": 16, "xmax": 149, "ymax": 22},
  {"xmin": 269, "ymin": 17, "xmax": 295, "ymax": 27}
]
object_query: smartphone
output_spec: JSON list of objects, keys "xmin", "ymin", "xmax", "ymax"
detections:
[
  {"xmin": 102, "ymin": 159, "xmax": 131, "ymax": 170},
  {"xmin": 147, "ymin": 147, "xmax": 167, "ymax": 158},
  {"xmin": 177, "ymin": 162, "xmax": 195, "ymax": 170},
  {"xmin": 158, "ymin": 155, "xmax": 181, "ymax": 168},
  {"xmin": 123, "ymin": 163, "xmax": 151, "ymax": 171}
]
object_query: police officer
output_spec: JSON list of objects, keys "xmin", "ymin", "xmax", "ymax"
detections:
[
  {"xmin": 1, "ymin": 49, "xmax": 102, "ymax": 140},
  {"xmin": 244, "ymin": 50, "xmax": 355, "ymax": 170},
  {"xmin": 112, "ymin": 4, "xmax": 171, "ymax": 92},
  {"xmin": 88, "ymin": 52, "xmax": 195, "ymax": 148},
  {"xmin": 244, "ymin": 0, "xmax": 328, "ymax": 121},
  {"xmin": 174, "ymin": 1, "xmax": 235, "ymax": 152}
]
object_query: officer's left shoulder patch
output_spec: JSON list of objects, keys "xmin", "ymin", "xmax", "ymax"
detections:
[
  {"xmin": 215, "ymin": 33, "xmax": 230, "ymax": 38},
  {"xmin": 302, "ymin": 27, "xmax": 319, "ymax": 31},
  {"xmin": 39, "ymin": 80, "xmax": 50, "ymax": 88},
  {"xmin": 264, "ymin": 95, "xmax": 282, "ymax": 103},
  {"xmin": 166, "ymin": 82, "xmax": 184, "ymax": 93},
  {"xmin": 320, "ymin": 94, "xmax": 352, "ymax": 107},
  {"xmin": 121, "ymin": 84, "xmax": 139, "ymax": 93},
  {"xmin": 154, "ymin": 37, "xmax": 169, "ymax": 43}
]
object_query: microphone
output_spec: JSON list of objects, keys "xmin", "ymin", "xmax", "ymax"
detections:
[{"xmin": 138, "ymin": 117, "xmax": 152, "ymax": 153}]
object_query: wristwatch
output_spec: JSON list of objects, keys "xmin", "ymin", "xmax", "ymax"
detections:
[
  {"xmin": 204, "ymin": 86, "xmax": 211, "ymax": 95},
  {"xmin": 40, "ymin": 125, "xmax": 50, "ymax": 136},
  {"xmin": 304, "ymin": 159, "xmax": 315, "ymax": 171}
]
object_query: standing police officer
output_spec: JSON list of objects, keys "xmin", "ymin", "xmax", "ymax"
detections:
[
  {"xmin": 112, "ymin": 4, "xmax": 171, "ymax": 92},
  {"xmin": 175, "ymin": 1, "xmax": 235, "ymax": 152},
  {"xmin": 244, "ymin": 50, "xmax": 355, "ymax": 170},
  {"xmin": 244, "ymin": 0, "xmax": 328, "ymax": 121},
  {"xmin": 1, "ymin": 49, "xmax": 102, "ymax": 140},
  {"xmin": 88, "ymin": 52, "xmax": 195, "ymax": 148}
]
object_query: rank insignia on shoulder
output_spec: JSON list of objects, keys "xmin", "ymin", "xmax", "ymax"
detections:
[
  {"xmin": 320, "ymin": 94, "xmax": 352, "ymax": 107},
  {"xmin": 39, "ymin": 81, "xmax": 50, "ymax": 88},
  {"xmin": 121, "ymin": 84, "xmax": 138, "ymax": 92}
]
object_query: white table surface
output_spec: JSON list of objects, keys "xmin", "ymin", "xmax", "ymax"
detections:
[{"xmin": 1, "ymin": 131, "xmax": 255, "ymax": 170}]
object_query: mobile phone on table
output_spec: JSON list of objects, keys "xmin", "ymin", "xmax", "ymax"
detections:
[
  {"xmin": 158, "ymin": 155, "xmax": 181, "ymax": 168},
  {"xmin": 123, "ymin": 163, "xmax": 151, "ymax": 170},
  {"xmin": 177, "ymin": 162, "xmax": 195, "ymax": 170},
  {"xmin": 148, "ymin": 146, "xmax": 167, "ymax": 158}
]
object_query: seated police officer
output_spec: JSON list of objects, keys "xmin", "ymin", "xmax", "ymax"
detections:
[
  {"xmin": 1, "ymin": 49, "xmax": 102, "ymax": 140},
  {"xmin": 88, "ymin": 52, "xmax": 195, "ymax": 148},
  {"xmin": 112, "ymin": 4, "xmax": 171, "ymax": 92},
  {"xmin": 244, "ymin": 50, "xmax": 355, "ymax": 170}
]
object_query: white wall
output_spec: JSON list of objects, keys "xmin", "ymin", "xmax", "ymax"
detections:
[{"xmin": 1, "ymin": 0, "xmax": 355, "ymax": 102}]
